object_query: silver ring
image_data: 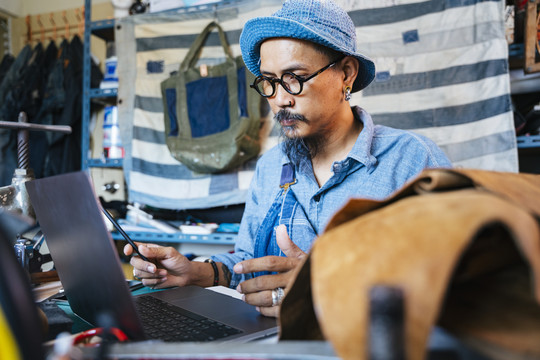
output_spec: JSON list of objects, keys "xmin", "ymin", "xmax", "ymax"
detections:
[{"xmin": 271, "ymin": 287, "xmax": 285, "ymax": 306}]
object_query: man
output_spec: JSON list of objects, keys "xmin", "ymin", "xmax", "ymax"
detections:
[{"xmin": 125, "ymin": 0, "xmax": 452, "ymax": 318}]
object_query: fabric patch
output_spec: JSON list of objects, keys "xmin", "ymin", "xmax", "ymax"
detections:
[
  {"xmin": 402, "ymin": 29, "xmax": 419, "ymax": 44},
  {"xmin": 375, "ymin": 71, "xmax": 391, "ymax": 82},
  {"xmin": 147, "ymin": 60, "xmax": 164, "ymax": 74},
  {"xmin": 185, "ymin": 75, "xmax": 230, "ymax": 138}
]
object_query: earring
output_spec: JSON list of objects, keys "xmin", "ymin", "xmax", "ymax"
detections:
[{"xmin": 344, "ymin": 86, "xmax": 351, "ymax": 101}]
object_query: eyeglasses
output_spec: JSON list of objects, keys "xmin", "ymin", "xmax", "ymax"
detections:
[{"xmin": 250, "ymin": 57, "xmax": 343, "ymax": 98}]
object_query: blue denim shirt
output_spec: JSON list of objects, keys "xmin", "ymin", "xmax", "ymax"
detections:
[{"xmin": 212, "ymin": 106, "xmax": 452, "ymax": 287}]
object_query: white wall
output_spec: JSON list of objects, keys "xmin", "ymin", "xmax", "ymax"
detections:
[
  {"xmin": 0, "ymin": 0, "xmax": 22, "ymax": 16},
  {"xmin": 0, "ymin": 0, "xmax": 109, "ymax": 17}
]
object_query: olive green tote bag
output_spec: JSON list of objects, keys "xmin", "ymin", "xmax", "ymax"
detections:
[{"xmin": 161, "ymin": 21, "xmax": 261, "ymax": 174}]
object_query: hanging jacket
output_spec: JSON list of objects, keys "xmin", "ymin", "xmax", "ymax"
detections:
[
  {"xmin": 1, "ymin": 43, "xmax": 45, "ymax": 123},
  {"xmin": 0, "ymin": 45, "xmax": 33, "ymax": 186},
  {"xmin": 0, "ymin": 54, "xmax": 15, "ymax": 81},
  {"xmin": 44, "ymin": 36, "xmax": 84, "ymax": 176},
  {"xmin": 29, "ymin": 41, "xmax": 60, "ymax": 178},
  {"xmin": 0, "ymin": 45, "xmax": 32, "ymax": 112}
]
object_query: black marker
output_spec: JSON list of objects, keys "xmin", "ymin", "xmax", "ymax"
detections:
[{"xmin": 101, "ymin": 206, "xmax": 150, "ymax": 262}]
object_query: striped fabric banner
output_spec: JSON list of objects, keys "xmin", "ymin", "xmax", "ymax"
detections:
[
  {"xmin": 349, "ymin": 0, "xmax": 517, "ymax": 171},
  {"xmin": 116, "ymin": 0, "xmax": 517, "ymax": 210}
]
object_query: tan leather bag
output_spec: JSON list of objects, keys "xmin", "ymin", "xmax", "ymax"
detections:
[{"xmin": 279, "ymin": 169, "xmax": 540, "ymax": 360}]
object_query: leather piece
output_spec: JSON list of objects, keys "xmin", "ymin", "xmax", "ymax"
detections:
[
  {"xmin": 325, "ymin": 169, "xmax": 540, "ymax": 232},
  {"xmin": 279, "ymin": 169, "xmax": 540, "ymax": 360}
]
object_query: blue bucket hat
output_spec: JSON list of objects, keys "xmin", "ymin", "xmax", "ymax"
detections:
[{"xmin": 240, "ymin": 0, "xmax": 376, "ymax": 93}]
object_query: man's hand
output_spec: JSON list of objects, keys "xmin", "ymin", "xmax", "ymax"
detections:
[
  {"xmin": 234, "ymin": 224, "xmax": 307, "ymax": 317},
  {"xmin": 124, "ymin": 243, "xmax": 193, "ymax": 289}
]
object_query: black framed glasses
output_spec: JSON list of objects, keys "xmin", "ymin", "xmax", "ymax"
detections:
[{"xmin": 250, "ymin": 57, "xmax": 344, "ymax": 98}]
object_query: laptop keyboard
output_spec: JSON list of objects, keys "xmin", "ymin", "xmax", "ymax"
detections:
[{"xmin": 134, "ymin": 295, "xmax": 243, "ymax": 342}]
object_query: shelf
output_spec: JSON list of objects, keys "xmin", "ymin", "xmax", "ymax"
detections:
[
  {"xmin": 82, "ymin": 1, "xmax": 119, "ymax": 171},
  {"xmin": 89, "ymin": 18, "xmax": 115, "ymax": 41},
  {"xmin": 89, "ymin": 87, "xmax": 118, "ymax": 99},
  {"xmin": 111, "ymin": 231, "xmax": 237, "ymax": 245},
  {"xmin": 88, "ymin": 158, "xmax": 123, "ymax": 167},
  {"xmin": 517, "ymin": 135, "xmax": 540, "ymax": 149}
]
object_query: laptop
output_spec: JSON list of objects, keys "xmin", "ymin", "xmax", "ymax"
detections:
[{"xmin": 26, "ymin": 171, "xmax": 277, "ymax": 342}]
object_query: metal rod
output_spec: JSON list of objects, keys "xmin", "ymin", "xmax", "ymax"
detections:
[
  {"xmin": 0, "ymin": 121, "xmax": 72, "ymax": 134},
  {"xmin": 16, "ymin": 113, "xmax": 30, "ymax": 169}
]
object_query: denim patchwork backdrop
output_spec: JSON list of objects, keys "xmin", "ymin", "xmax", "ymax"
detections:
[{"xmin": 116, "ymin": 0, "xmax": 516, "ymax": 210}]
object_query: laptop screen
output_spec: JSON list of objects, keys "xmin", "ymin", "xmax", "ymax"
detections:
[{"xmin": 26, "ymin": 171, "xmax": 146, "ymax": 340}]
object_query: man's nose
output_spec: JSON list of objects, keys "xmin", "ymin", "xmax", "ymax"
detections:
[{"xmin": 273, "ymin": 83, "xmax": 295, "ymax": 108}]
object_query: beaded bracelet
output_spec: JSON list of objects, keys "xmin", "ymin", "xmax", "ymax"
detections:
[{"xmin": 204, "ymin": 258, "xmax": 219, "ymax": 286}]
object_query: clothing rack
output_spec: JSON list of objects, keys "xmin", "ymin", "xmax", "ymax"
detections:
[{"xmin": 25, "ymin": 8, "xmax": 85, "ymax": 44}]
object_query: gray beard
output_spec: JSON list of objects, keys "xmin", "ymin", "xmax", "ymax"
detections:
[{"xmin": 275, "ymin": 110, "xmax": 324, "ymax": 169}]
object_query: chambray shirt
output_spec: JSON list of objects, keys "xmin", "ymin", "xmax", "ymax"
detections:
[{"xmin": 212, "ymin": 106, "xmax": 452, "ymax": 288}]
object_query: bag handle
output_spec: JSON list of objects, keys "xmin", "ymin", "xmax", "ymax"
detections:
[{"xmin": 179, "ymin": 21, "xmax": 235, "ymax": 72}]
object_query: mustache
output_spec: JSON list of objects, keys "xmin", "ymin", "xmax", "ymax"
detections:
[{"xmin": 274, "ymin": 110, "xmax": 308, "ymax": 124}]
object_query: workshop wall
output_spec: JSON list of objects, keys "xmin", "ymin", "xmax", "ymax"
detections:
[
  {"xmin": 19, "ymin": 0, "xmax": 108, "ymax": 17},
  {"xmin": 10, "ymin": 2, "xmax": 113, "ymax": 58}
]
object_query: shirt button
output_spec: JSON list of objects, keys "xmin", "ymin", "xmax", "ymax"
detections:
[{"xmin": 314, "ymin": 195, "xmax": 320, "ymax": 202}]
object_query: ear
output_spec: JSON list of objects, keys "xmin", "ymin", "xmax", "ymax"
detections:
[{"xmin": 341, "ymin": 56, "xmax": 360, "ymax": 88}]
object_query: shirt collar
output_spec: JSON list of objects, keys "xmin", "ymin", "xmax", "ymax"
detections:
[{"xmin": 347, "ymin": 106, "xmax": 377, "ymax": 171}]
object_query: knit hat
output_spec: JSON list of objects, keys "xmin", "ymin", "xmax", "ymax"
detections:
[{"xmin": 240, "ymin": 0, "xmax": 375, "ymax": 92}]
